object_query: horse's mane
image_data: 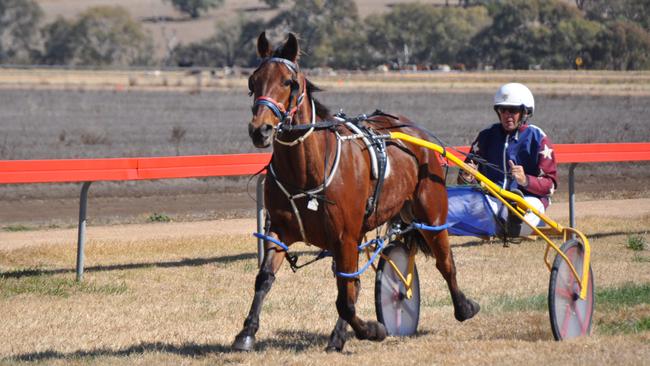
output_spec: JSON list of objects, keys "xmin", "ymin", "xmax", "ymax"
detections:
[{"xmin": 305, "ymin": 79, "xmax": 330, "ymax": 120}]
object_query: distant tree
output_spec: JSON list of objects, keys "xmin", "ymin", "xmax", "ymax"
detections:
[
  {"xmin": 0, "ymin": 0, "xmax": 42, "ymax": 64},
  {"xmin": 265, "ymin": 0, "xmax": 362, "ymax": 67},
  {"xmin": 262, "ymin": 0, "xmax": 287, "ymax": 9},
  {"xmin": 582, "ymin": 0, "xmax": 649, "ymax": 32},
  {"xmin": 592, "ymin": 20, "xmax": 650, "ymax": 70},
  {"xmin": 366, "ymin": 4, "xmax": 490, "ymax": 67},
  {"xmin": 170, "ymin": 15, "xmax": 264, "ymax": 67},
  {"xmin": 165, "ymin": 0, "xmax": 224, "ymax": 19},
  {"xmin": 40, "ymin": 6, "xmax": 154, "ymax": 66},
  {"xmin": 40, "ymin": 17, "xmax": 75, "ymax": 65}
]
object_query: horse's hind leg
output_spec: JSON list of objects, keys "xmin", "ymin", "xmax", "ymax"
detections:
[
  {"xmin": 419, "ymin": 228, "xmax": 480, "ymax": 321},
  {"xmin": 232, "ymin": 236, "xmax": 285, "ymax": 351}
]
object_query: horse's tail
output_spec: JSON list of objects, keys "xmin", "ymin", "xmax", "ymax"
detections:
[{"xmin": 404, "ymin": 230, "xmax": 434, "ymax": 258}]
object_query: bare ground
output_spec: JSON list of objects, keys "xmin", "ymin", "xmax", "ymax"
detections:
[{"xmin": 1, "ymin": 196, "xmax": 649, "ymax": 251}]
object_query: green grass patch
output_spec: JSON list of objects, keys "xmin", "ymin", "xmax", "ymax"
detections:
[
  {"xmin": 598, "ymin": 316, "xmax": 650, "ymax": 335},
  {"xmin": 3, "ymin": 224, "xmax": 31, "ymax": 232},
  {"xmin": 491, "ymin": 293, "xmax": 547, "ymax": 312},
  {"xmin": 633, "ymin": 255, "xmax": 650, "ymax": 263},
  {"xmin": 626, "ymin": 234, "xmax": 647, "ymax": 251},
  {"xmin": 597, "ymin": 282, "xmax": 650, "ymax": 309},
  {"xmin": 421, "ymin": 297, "xmax": 451, "ymax": 308},
  {"xmin": 0, "ymin": 276, "xmax": 128, "ymax": 298},
  {"xmin": 147, "ymin": 212, "xmax": 171, "ymax": 223},
  {"xmin": 490, "ymin": 282, "xmax": 650, "ymax": 314}
]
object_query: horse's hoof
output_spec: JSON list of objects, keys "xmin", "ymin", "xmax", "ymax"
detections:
[
  {"xmin": 455, "ymin": 298, "xmax": 480, "ymax": 322},
  {"xmin": 366, "ymin": 321, "xmax": 387, "ymax": 342},
  {"xmin": 232, "ymin": 334, "xmax": 255, "ymax": 352},
  {"xmin": 326, "ymin": 331, "xmax": 346, "ymax": 352},
  {"xmin": 325, "ymin": 344, "xmax": 344, "ymax": 353}
]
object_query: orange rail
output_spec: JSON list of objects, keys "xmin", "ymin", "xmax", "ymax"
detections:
[
  {"xmin": 2, "ymin": 143, "xmax": 649, "ymax": 184},
  {"xmin": 0, "ymin": 153, "xmax": 271, "ymax": 184},
  {"xmin": 445, "ymin": 142, "xmax": 650, "ymax": 164}
]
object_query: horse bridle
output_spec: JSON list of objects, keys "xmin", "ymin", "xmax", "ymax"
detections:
[{"xmin": 250, "ymin": 57, "xmax": 315, "ymax": 146}]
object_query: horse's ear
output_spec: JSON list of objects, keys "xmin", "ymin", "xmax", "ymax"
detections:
[
  {"xmin": 279, "ymin": 33, "xmax": 299, "ymax": 62},
  {"xmin": 257, "ymin": 32, "xmax": 272, "ymax": 58}
]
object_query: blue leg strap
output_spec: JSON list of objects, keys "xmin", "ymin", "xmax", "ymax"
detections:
[
  {"xmin": 337, "ymin": 238, "xmax": 386, "ymax": 278},
  {"xmin": 412, "ymin": 222, "xmax": 450, "ymax": 232},
  {"xmin": 253, "ymin": 232, "xmax": 289, "ymax": 251}
]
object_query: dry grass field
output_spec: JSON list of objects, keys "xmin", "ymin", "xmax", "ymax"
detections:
[{"xmin": 0, "ymin": 213, "xmax": 648, "ymax": 365}]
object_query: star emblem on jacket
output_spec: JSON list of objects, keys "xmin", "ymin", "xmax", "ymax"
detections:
[{"xmin": 539, "ymin": 144, "xmax": 553, "ymax": 159}]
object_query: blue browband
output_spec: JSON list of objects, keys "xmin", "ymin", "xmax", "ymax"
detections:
[{"xmin": 255, "ymin": 98, "xmax": 286, "ymax": 121}]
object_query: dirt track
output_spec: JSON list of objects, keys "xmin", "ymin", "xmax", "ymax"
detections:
[{"xmin": 2, "ymin": 197, "xmax": 648, "ymax": 251}]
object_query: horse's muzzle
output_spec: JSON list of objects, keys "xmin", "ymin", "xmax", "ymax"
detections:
[{"xmin": 248, "ymin": 122, "xmax": 274, "ymax": 148}]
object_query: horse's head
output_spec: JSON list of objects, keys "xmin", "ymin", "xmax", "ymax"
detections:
[{"xmin": 247, "ymin": 32, "xmax": 305, "ymax": 148}]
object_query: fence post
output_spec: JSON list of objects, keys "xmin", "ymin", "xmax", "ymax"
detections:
[
  {"xmin": 256, "ymin": 175, "xmax": 265, "ymax": 267},
  {"xmin": 76, "ymin": 181, "xmax": 92, "ymax": 281},
  {"xmin": 568, "ymin": 163, "xmax": 577, "ymax": 229}
]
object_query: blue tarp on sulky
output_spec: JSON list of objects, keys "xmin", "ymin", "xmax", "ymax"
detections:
[{"xmin": 446, "ymin": 186, "xmax": 498, "ymax": 237}]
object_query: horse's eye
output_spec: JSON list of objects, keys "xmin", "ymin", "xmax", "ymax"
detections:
[{"xmin": 284, "ymin": 79, "xmax": 299, "ymax": 90}]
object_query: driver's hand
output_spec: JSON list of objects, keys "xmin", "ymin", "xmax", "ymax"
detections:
[
  {"xmin": 458, "ymin": 161, "xmax": 478, "ymax": 184},
  {"xmin": 508, "ymin": 160, "xmax": 528, "ymax": 186}
]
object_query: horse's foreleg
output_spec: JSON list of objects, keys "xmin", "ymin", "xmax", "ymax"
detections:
[
  {"xmin": 325, "ymin": 276, "xmax": 359, "ymax": 352},
  {"xmin": 422, "ymin": 229, "xmax": 480, "ymax": 321},
  {"xmin": 232, "ymin": 237, "xmax": 285, "ymax": 351},
  {"xmin": 332, "ymin": 251, "xmax": 386, "ymax": 351}
]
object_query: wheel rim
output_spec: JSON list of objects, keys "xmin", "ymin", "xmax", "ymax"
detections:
[
  {"xmin": 376, "ymin": 245, "xmax": 420, "ymax": 336},
  {"xmin": 550, "ymin": 241, "xmax": 594, "ymax": 340}
]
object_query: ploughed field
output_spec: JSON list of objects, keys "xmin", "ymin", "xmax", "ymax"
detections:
[{"xmin": 0, "ymin": 85, "xmax": 649, "ymax": 226}]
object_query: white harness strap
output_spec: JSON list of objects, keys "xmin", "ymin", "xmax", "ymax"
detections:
[
  {"xmin": 268, "ymin": 132, "xmax": 343, "ymax": 245},
  {"xmin": 274, "ymin": 99, "xmax": 317, "ymax": 146}
]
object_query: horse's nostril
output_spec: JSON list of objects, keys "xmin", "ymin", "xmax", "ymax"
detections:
[{"xmin": 261, "ymin": 124, "xmax": 274, "ymax": 137}]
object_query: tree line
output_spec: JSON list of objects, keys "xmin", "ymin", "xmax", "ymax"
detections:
[{"xmin": 1, "ymin": 0, "xmax": 649, "ymax": 70}]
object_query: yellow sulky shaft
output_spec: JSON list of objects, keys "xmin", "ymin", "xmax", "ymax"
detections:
[{"xmin": 389, "ymin": 131, "xmax": 591, "ymax": 300}]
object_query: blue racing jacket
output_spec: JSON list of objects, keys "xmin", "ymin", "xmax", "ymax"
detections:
[{"xmin": 466, "ymin": 123, "xmax": 558, "ymax": 208}]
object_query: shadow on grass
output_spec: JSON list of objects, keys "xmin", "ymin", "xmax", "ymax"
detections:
[
  {"xmin": 0, "ymin": 250, "xmax": 322, "ymax": 279},
  {"xmin": 6, "ymin": 341, "xmax": 233, "ymax": 362},
  {"xmin": 453, "ymin": 229, "xmax": 649, "ymax": 248},
  {"xmin": 8, "ymin": 329, "xmax": 435, "ymax": 361}
]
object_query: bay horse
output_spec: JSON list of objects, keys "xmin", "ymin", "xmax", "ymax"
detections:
[{"xmin": 234, "ymin": 32, "xmax": 479, "ymax": 352}]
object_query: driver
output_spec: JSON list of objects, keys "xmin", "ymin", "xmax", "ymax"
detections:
[{"xmin": 458, "ymin": 82, "xmax": 558, "ymax": 237}]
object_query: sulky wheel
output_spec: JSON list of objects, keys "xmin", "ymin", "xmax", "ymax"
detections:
[
  {"xmin": 375, "ymin": 243, "xmax": 420, "ymax": 336},
  {"xmin": 548, "ymin": 239, "xmax": 595, "ymax": 340}
]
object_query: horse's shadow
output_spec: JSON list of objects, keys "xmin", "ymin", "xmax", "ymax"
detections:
[
  {"xmin": 0, "ymin": 251, "xmax": 321, "ymax": 279},
  {"xmin": 7, "ymin": 330, "xmax": 435, "ymax": 361},
  {"xmin": 0, "ymin": 253, "xmax": 255, "ymax": 279},
  {"xmin": 7, "ymin": 341, "xmax": 232, "ymax": 362}
]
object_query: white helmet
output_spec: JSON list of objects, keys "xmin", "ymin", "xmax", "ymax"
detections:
[{"xmin": 493, "ymin": 83, "xmax": 535, "ymax": 117}]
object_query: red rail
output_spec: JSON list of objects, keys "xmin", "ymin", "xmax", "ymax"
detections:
[{"xmin": 2, "ymin": 143, "xmax": 649, "ymax": 184}]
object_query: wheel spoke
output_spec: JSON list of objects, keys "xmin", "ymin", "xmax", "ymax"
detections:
[
  {"xmin": 555, "ymin": 287, "xmax": 574, "ymax": 300},
  {"xmin": 560, "ymin": 304, "xmax": 573, "ymax": 338}
]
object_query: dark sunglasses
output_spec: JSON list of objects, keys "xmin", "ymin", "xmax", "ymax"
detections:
[{"xmin": 497, "ymin": 106, "xmax": 522, "ymax": 114}]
